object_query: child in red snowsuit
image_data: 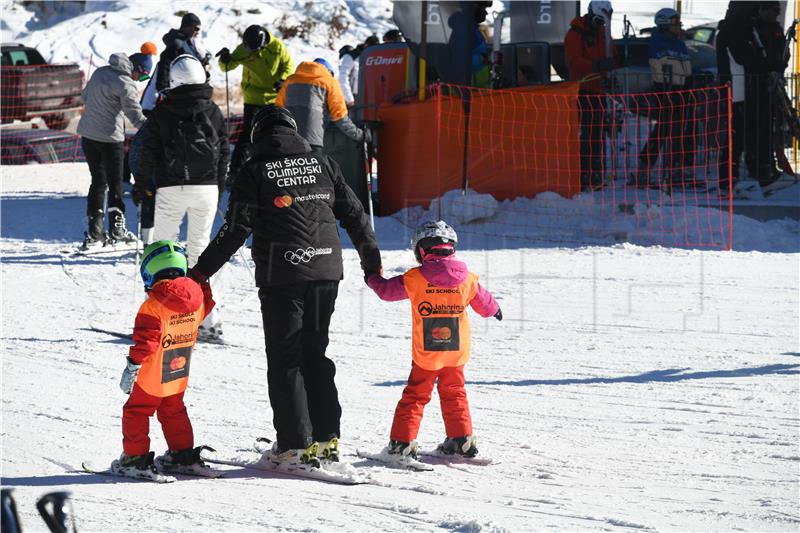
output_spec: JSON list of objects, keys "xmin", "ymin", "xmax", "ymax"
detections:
[
  {"xmin": 367, "ymin": 221, "xmax": 501, "ymax": 458},
  {"xmin": 117, "ymin": 240, "xmax": 214, "ymax": 474}
]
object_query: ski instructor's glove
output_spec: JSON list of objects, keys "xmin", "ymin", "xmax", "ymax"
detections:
[{"xmin": 120, "ymin": 357, "xmax": 142, "ymax": 394}]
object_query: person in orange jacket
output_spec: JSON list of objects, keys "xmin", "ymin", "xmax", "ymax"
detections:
[
  {"xmin": 366, "ymin": 221, "xmax": 502, "ymax": 460},
  {"xmin": 113, "ymin": 240, "xmax": 215, "ymax": 477},
  {"xmin": 276, "ymin": 58, "xmax": 367, "ymax": 151},
  {"xmin": 565, "ymin": 0, "xmax": 619, "ymax": 190}
]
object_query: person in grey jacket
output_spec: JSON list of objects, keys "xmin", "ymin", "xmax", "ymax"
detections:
[
  {"xmin": 275, "ymin": 58, "xmax": 367, "ymax": 151},
  {"xmin": 76, "ymin": 52, "xmax": 150, "ymax": 250}
]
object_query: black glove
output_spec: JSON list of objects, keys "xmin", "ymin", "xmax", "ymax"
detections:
[
  {"xmin": 216, "ymin": 47, "xmax": 231, "ymax": 64},
  {"xmin": 132, "ymin": 184, "xmax": 153, "ymax": 206},
  {"xmin": 593, "ymin": 58, "xmax": 615, "ymax": 72},
  {"xmin": 494, "ymin": 308, "xmax": 503, "ymax": 321},
  {"xmin": 362, "ymin": 127, "xmax": 372, "ymax": 145},
  {"xmin": 273, "ymin": 79, "xmax": 284, "ymax": 92}
]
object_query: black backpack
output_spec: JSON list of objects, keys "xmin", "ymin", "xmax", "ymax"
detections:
[{"xmin": 165, "ymin": 111, "xmax": 219, "ymax": 181}]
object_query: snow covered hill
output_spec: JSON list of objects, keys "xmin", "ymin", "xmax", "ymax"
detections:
[{"xmin": 1, "ymin": 163, "xmax": 798, "ymax": 531}]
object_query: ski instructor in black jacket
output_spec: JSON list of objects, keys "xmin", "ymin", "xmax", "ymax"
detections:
[{"xmin": 189, "ymin": 105, "xmax": 382, "ymax": 467}]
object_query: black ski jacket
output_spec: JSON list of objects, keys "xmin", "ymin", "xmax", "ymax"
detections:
[
  {"xmin": 194, "ymin": 126, "xmax": 381, "ymax": 286},
  {"xmin": 156, "ymin": 28, "xmax": 210, "ymax": 92},
  {"xmin": 137, "ymin": 83, "xmax": 229, "ymax": 190}
]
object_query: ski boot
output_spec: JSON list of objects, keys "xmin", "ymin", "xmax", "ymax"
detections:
[
  {"xmin": 269, "ymin": 441, "xmax": 321, "ymax": 469},
  {"xmin": 79, "ymin": 211, "xmax": 106, "ymax": 252},
  {"xmin": 387, "ymin": 439, "xmax": 418, "ymax": 459},
  {"xmin": 107, "ymin": 208, "xmax": 137, "ymax": 245},
  {"xmin": 319, "ymin": 437, "xmax": 339, "ymax": 463},
  {"xmin": 437, "ymin": 435, "xmax": 478, "ymax": 458},
  {"xmin": 159, "ymin": 445, "xmax": 213, "ymax": 468},
  {"xmin": 197, "ymin": 323, "xmax": 225, "ymax": 344},
  {"xmin": 115, "ymin": 451, "xmax": 158, "ymax": 475}
]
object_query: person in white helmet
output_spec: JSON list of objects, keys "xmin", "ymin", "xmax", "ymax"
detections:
[{"xmin": 136, "ymin": 54, "xmax": 229, "ymax": 342}]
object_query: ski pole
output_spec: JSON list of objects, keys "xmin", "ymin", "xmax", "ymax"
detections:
[
  {"xmin": 362, "ymin": 128, "xmax": 375, "ymax": 230},
  {"xmin": 134, "ymin": 207, "xmax": 142, "ymax": 298}
]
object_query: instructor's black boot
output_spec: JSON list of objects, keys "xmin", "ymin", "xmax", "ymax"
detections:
[
  {"xmin": 107, "ymin": 208, "xmax": 137, "ymax": 244},
  {"xmin": 80, "ymin": 210, "xmax": 106, "ymax": 251}
]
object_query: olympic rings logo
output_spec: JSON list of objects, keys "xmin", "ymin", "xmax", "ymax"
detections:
[{"xmin": 284, "ymin": 247, "xmax": 317, "ymax": 265}]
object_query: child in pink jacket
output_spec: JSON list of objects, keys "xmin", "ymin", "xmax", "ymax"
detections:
[{"xmin": 367, "ymin": 220, "xmax": 501, "ymax": 459}]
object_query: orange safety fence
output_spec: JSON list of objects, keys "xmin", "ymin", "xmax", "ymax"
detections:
[{"xmin": 376, "ymin": 81, "xmax": 733, "ymax": 249}]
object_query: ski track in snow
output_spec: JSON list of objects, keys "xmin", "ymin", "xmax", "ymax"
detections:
[{"xmin": 2, "ymin": 162, "xmax": 799, "ymax": 531}]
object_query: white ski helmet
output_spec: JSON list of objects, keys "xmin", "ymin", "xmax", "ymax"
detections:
[
  {"xmin": 588, "ymin": 0, "xmax": 613, "ymax": 23},
  {"xmin": 169, "ymin": 54, "xmax": 206, "ymax": 89},
  {"xmin": 654, "ymin": 7, "xmax": 679, "ymax": 27},
  {"xmin": 411, "ymin": 220, "xmax": 458, "ymax": 263}
]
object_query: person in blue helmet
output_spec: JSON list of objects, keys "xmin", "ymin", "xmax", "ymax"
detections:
[{"xmin": 276, "ymin": 57, "xmax": 368, "ymax": 151}]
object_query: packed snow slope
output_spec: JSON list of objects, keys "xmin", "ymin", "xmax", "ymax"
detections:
[{"xmin": 1, "ymin": 163, "xmax": 798, "ymax": 532}]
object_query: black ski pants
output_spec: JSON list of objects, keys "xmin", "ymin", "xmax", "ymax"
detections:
[
  {"xmin": 258, "ymin": 280, "xmax": 341, "ymax": 451},
  {"xmin": 743, "ymin": 76, "xmax": 775, "ymax": 187},
  {"xmin": 82, "ymin": 137, "xmax": 125, "ymax": 219},
  {"xmin": 577, "ymin": 94, "xmax": 606, "ymax": 189}
]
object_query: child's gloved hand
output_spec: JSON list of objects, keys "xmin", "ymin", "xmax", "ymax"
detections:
[
  {"xmin": 120, "ymin": 358, "xmax": 142, "ymax": 394},
  {"xmin": 494, "ymin": 308, "xmax": 503, "ymax": 321}
]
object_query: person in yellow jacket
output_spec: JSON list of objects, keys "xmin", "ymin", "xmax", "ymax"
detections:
[{"xmin": 218, "ymin": 24, "xmax": 294, "ymax": 177}]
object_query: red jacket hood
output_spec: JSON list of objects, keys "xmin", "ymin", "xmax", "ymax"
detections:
[
  {"xmin": 419, "ymin": 255, "xmax": 468, "ymax": 288},
  {"xmin": 149, "ymin": 277, "xmax": 203, "ymax": 313}
]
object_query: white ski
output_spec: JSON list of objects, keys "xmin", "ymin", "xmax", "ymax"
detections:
[
  {"xmin": 355, "ymin": 449, "xmax": 434, "ymax": 472},
  {"xmin": 418, "ymin": 449, "xmax": 495, "ymax": 466},
  {"xmin": 81, "ymin": 461, "xmax": 176, "ymax": 483},
  {"xmin": 252, "ymin": 437, "xmax": 361, "ymax": 478},
  {"xmin": 62, "ymin": 240, "xmax": 140, "ymax": 257},
  {"xmin": 763, "ymin": 176, "xmax": 799, "ymax": 197},
  {"xmin": 200, "ymin": 450, "xmax": 369, "ymax": 485}
]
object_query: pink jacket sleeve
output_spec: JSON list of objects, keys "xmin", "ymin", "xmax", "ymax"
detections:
[
  {"xmin": 470, "ymin": 282, "xmax": 500, "ymax": 318},
  {"xmin": 367, "ymin": 273, "xmax": 409, "ymax": 302}
]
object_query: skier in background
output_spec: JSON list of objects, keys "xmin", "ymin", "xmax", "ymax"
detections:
[
  {"xmin": 366, "ymin": 220, "xmax": 502, "ymax": 460},
  {"xmin": 76, "ymin": 52, "xmax": 150, "ymax": 251},
  {"xmin": 217, "ymin": 24, "xmax": 294, "ymax": 182},
  {"xmin": 631, "ymin": 8, "xmax": 692, "ymax": 189},
  {"xmin": 337, "ymin": 35, "xmax": 379, "ymax": 109},
  {"xmin": 115, "ymin": 240, "xmax": 214, "ymax": 478},
  {"xmin": 155, "ymin": 12, "xmax": 211, "ymax": 93},
  {"xmin": 136, "ymin": 55, "xmax": 229, "ymax": 343},
  {"xmin": 277, "ymin": 58, "xmax": 368, "ymax": 151},
  {"xmin": 565, "ymin": 0, "xmax": 618, "ymax": 191},
  {"xmin": 190, "ymin": 105, "xmax": 382, "ymax": 469}
]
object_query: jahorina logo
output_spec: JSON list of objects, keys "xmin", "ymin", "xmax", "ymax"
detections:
[
  {"xmin": 431, "ymin": 326, "xmax": 452, "ymax": 340},
  {"xmin": 417, "ymin": 301, "xmax": 464, "ymax": 316},
  {"xmin": 273, "ymin": 195, "xmax": 293, "ymax": 208},
  {"xmin": 169, "ymin": 356, "xmax": 187, "ymax": 371},
  {"xmin": 162, "ymin": 332, "xmax": 195, "ymax": 348},
  {"xmin": 418, "ymin": 301, "xmax": 433, "ymax": 316}
]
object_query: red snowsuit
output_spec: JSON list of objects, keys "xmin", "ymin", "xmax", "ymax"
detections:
[
  {"xmin": 122, "ymin": 276, "xmax": 214, "ymax": 456},
  {"xmin": 564, "ymin": 14, "xmax": 619, "ymax": 94},
  {"xmin": 367, "ymin": 255, "xmax": 499, "ymax": 442}
]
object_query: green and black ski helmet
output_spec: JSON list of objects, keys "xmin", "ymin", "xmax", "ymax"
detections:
[{"xmin": 140, "ymin": 240, "xmax": 188, "ymax": 289}]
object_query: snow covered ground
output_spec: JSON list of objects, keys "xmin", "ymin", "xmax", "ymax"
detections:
[{"xmin": 2, "ymin": 163, "xmax": 798, "ymax": 531}]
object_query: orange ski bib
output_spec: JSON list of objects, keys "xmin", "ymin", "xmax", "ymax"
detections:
[
  {"xmin": 403, "ymin": 267, "xmax": 478, "ymax": 371},
  {"xmin": 135, "ymin": 298, "xmax": 204, "ymax": 397}
]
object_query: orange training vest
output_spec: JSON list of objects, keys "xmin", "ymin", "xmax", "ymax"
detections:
[
  {"xmin": 135, "ymin": 297, "xmax": 205, "ymax": 398},
  {"xmin": 403, "ymin": 267, "xmax": 479, "ymax": 371}
]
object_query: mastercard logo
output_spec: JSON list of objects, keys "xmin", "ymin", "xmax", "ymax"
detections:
[
  {"xmin": 273, "ymin": 195, "xmax": 293, "ymax": 208},
  {"xmin": 431, "ymin": 327, "xmax": 451, "ymax": 340},
  {"xmin": 170, "ymin": 356, "xmax": 186, "ymax": 371}
]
